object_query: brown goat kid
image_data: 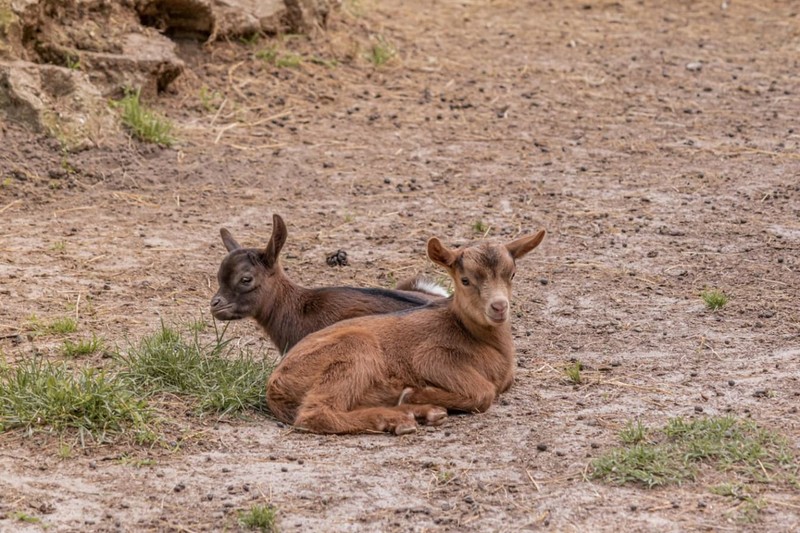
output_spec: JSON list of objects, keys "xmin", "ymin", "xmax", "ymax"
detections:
[
  {"xmin": 266, "ymin": 229, "xmax": 546, "ymax": 435},
  {"xmin": 210, "ymin": 214, "xmax": 446, "ymax": 354}
]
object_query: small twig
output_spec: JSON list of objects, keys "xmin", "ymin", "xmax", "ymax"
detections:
[
  {"xmin": 0, "ymin": 199, "xmax": 21, "ymax": 214},
  {"xmin": 525, "ymin": 468, "xmax": 541, "ymax": 492}
]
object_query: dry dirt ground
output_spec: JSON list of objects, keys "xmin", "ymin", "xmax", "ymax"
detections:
[{"xmin": 1, "ymin": 0, "xmax": 800, "ymax": 531}]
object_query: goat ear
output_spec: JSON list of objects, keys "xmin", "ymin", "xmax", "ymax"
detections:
[
  {"xmin": 427, "ymin": 237, "xmax": 456, "ymax": 268},
  {"xmin": 264, "ymin": 214, "xmax": 288, "ymax": 265},
  {"xmin": 505, "ymin": 229, "xmax": 546, "ymax": 260},
  {"xmin": 220, "ymin": 228, "xmax": 241, "ymax": 252}
]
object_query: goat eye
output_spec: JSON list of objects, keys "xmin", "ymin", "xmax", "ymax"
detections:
[
  {"xmin": 240, "ymin": 276, "xmax": 252, "ymax": 284},
  {"xmin": 461, "ymin": 277, "xmax": 470, "ymax": 286}
]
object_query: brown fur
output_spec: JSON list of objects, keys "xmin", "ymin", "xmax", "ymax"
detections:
[
  {"xmin": 210, "ymin": 214, "xmax": 441, "ymax": 354},
  {"xmin": 266, "ymin": 229, "xmax": 546, "ymax": 435}
]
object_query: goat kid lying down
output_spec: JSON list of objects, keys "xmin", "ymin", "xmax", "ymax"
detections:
[
  {"xmin": 267, "ymin": 229, "xmax": 546, "ymax": 435},
  {"xmin": 211, "ymin": 214, "xmax": 447, "ymax": 354}
]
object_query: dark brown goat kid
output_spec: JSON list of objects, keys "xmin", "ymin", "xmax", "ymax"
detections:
[
  {"xmin": 210, "ymin": 214, "xmax": 446, "ymax": 354},
  {"xmin": 266, "ymin": 229, "xmax": 546, "ymax": 435}
]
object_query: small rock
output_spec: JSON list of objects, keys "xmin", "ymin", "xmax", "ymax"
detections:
[
  {"xmin": 174, "ymin": 482, "xmax": 185, "ymax": 492},
  {"xmin": 753, "ymin": 389, "xmax": 769, "ymax": 398},
  {"xmin": 694, "ymin": 406, "xmax": 703, "ymax": 413},
  {"xmin": 463, "ymin": 496, "xmax": 474, "ymax": 504},
  {"xmin": 281, "ymin": 466, "xmax": 288, "ymax": 472},
  {"xmin": 539, "ymin": 278, "xmax": 549, "ymax": 285},
  {"xmin": 686, "ymin": 62, "xmax": 703, "ymax": 72},
  {"xmin": 728, "ymin": 380, "xmax": 735, "ymax": 387},
  {"xmin": 646, "ymin": 250, "xmax": 658, "ymax": 258},
  {"xmin": 698, "ymin": 501, "xmax": 706, "ymax": 509},
  {"xmin": 536, "ymin": 443, "xmax": 548, "ymax": 452},
  {"xmin": 758, "ymin": 310, "xmax": 775, "ymax": 318}
]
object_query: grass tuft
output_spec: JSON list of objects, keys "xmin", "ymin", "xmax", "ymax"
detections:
[
  {"xmin": 564, "ymin": 360, "xmax": 582, "ymax": 385},
  {"xmin": 701, "ymin": 288, "xmax": 729, "ymax": 310},
  {"xmin": 117, "ymin": 89, "xmax": 174, "ymax": 146},
  {"xmin": 239, "ymin": 504, "xmax": 278, "ymax": 532},
  {"xmin": 117, "ymin": 323, "xmax": 274, "ymax": 415},
  {"xmin": 63, "ymin": 335, "xmax": 103, "ymax": 357},
  {"xmin": 472, "ymin": 220, "xmax": 488, "ymax": 234},
  {"xmin": 0, "ymin": 358, "xmax": 152, "ymax": 441},
  {"xmin": 367, "ymin": 35, "xmax": 396, "ymax": 66},
  {"xmin": 32, "ymin": 315, "xmax": 78, "ymax": 335},
  {"xmin": 619, "ymin": 419, "xmax": 648, "ymax": 445},
  {"xmin": 591, "ymin": 416, "xmax": 797, "ymax": 490},
  {"xmin": 275, "ymin": 53, "xmax": 302, "ymax": 68}
]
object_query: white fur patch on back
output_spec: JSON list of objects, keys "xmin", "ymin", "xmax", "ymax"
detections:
[{"xmin": 414, "ymin": 279, "xmax": 449, "ymax": 298}]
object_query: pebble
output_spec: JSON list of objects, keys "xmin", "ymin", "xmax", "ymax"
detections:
[
  {"xmin": 694, "ymin": 406, "xmax": 704, "ymax": 413},
  {"xmin": 174, "ymin": 482, "xmax": 185, "ymax": 492},
  {"xmin": 728, "ymin": 380, "xmax": 735, "ymax": 387},
  {"xmin": 686, "ymin": 61, "xmax": 703, "ymax": 71},
  {"xmin": 536, "ymin": 443, "xmax": 548, "ymax": 452}
]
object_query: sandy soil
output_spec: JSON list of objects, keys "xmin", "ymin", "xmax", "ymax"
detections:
[{"xmin": 1, "ymin": 0, "xmax": 799, "ymax": 531}]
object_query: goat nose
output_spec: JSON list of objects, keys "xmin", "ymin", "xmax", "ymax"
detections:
[
  {"xmin": 491, "ymin": 300, "xmax": 508, "ymax": 313},
  {"xmin": 211, "ymin": 296, "xmax": 221, "ymax": 308}
]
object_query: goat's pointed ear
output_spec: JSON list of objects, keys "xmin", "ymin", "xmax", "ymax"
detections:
[
  {"xmin": 220, "ymin": 228, "xmax": 241, "ymax": 252},
  {"xmin": 427, "ymin": 237, "xmax": 456, "ymax": 268},
  {"xmin": 264, "ymin": 214, "xmax": 288, "ymax": 265},
  {"xmin": 505, "ymin": 229, "xmax": 546, "ymax": 260}
]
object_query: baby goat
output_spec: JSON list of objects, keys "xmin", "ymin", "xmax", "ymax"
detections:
[
  {"xmin": 210, "ymin": 214, "xmax": 447, "ymax": 354},
  {"xmin": 266, "ymin": 229, "xmax": 546, "ymax": 435}
]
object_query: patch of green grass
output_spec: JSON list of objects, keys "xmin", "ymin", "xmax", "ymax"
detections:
[
  {"xmin": 31, "ymin": 315, "xmax": 78, "ymax": 335},
  {"xmin": 0, "ymin": 358, "xmax": 153, "ymax": 441},
  {"xmin": 701, "ymin": 288, "xmax": 729, "ymax": 310},
  {"xmin": 58, "ymin": 441, "xmax": 73, "ymax": 458},
  {"xmin": 188, "ymin": 318, "xmax": 207, "ymax": 333},
  {"xmin": 117, "ymin": 323, "xmax": 274, "ymax": 415},
  {"xmin": 564, "ymin": 360, "xmax": 582, "ymax": 385},
  {"xmin": 256, "ymin": 46, "xmax": 303, "ymax": 68},
  {"xmin": 275, "ymin": 53, "xmax": 302, "ymax": 68},
  {"xmin": 63, "ymin": 335, "xmax": 103, "ymax": 357},
  {"xmin": 591, "ymin": 416, "xmax": 797, "ymax": 490},
  {"xmin": 472, "ymin": 220, "xmax": 488, "ymax": 234},
  {"xmin": 51, "ymin": 240, "xmax": 66, "ymax": 252},
  {"xmin": 239, "ymin": 504, "xmax": 278, "ymax": 532},
  {"xmin": 13, "ymin": 511, "xmax": 41, "ymax": 524},
  {"xmin": 117, "ymin": 89, "xmax": 174, "ymax": 146},
  {"xmin": 367, "ymin": 36, "xmax": 396, "ymax": 66},
  {"xmin": 255, "ymin": 46, "xmax": 279, "ymax": 63},
  {"xmin": 239, "ymin": 32, "xmax": 261, "ymax": 46},
  {"xmin": 619, "ymin": 419, "xmax": 648, "ymax": 445},
  {"xmin": 66, "ymin": 55, "xmax": 81, "ymax": 70},
  {"xmin": 436, "ymin": 470, "xmax": 455, "ymax": 484}
]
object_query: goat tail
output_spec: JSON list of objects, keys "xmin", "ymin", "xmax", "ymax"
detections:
[{"xmin": 395, "ymin": 275, "xmax": 449, "ymax": 298}]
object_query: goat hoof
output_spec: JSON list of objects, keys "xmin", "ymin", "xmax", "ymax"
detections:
[
  {"xmin": 394, "ymin": 423, "xmax": 417, "ymax": 436},
  {"xmin": 426, "ymin": 407, "xmax": 448, "ymax": 426},
  {"xmin": 397, "ymin": 387, "xmax": 414, "ymax": 405}
]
